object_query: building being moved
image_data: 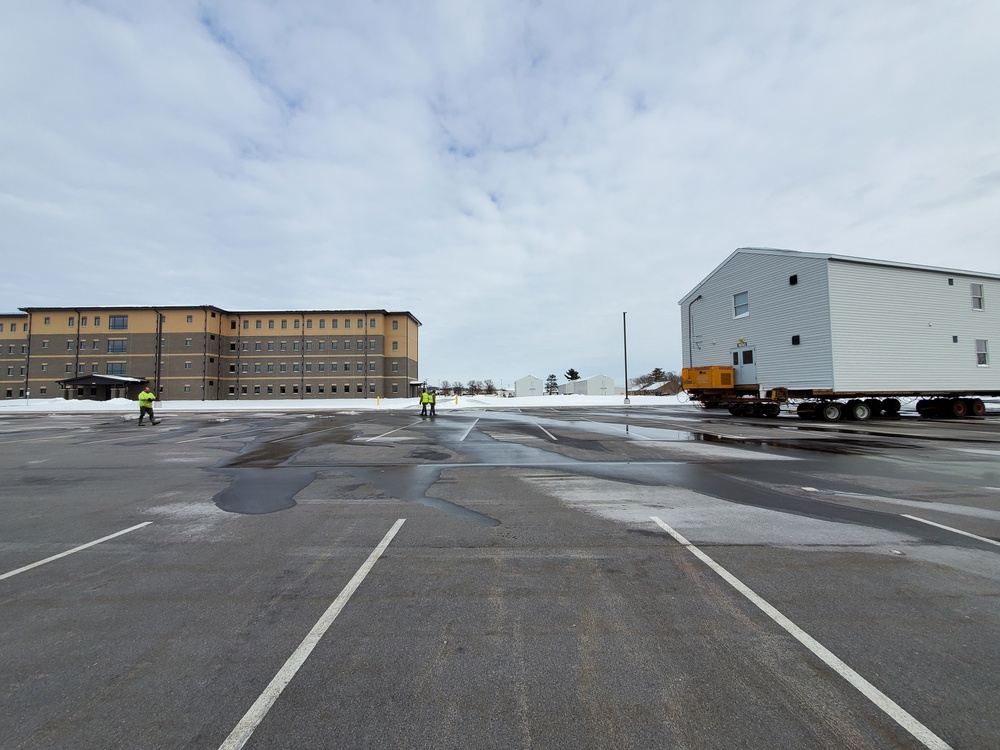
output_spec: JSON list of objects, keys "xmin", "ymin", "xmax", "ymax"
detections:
[{"xmin": 0, "ymin": 305, "xmax": 420, "ymax": 401}]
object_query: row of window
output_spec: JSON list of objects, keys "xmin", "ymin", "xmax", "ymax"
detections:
[
  {"xmin": 227, "ymin": 339, "xmax": 391, "ymax": 352},
  {"xmin": 232, "ymin": 317, "xmax": 399, "ymax": 331},
  {"xmin": 226, "ymin": 361, "xmax": 399, "ymax": 373},
  {"xmin": 222, "ymin": 382, "xmax": 399, "ymax": 396},
  {"xmin": 29, "ymin": 315, "xmax": 128, "ymax": 329},
  {"xmin": 733, "ymin": 283, "xmax": 986, "ymax": 319}
]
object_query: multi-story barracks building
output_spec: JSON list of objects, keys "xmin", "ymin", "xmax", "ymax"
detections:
[{"xmin": 0, "ymin": 306, "xmax": 420, "ymax": 401}]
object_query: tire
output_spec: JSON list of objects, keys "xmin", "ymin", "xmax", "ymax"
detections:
[
  {"xmin": 847, "ymin": 401, "xmax": 871, "ymax": 421},
  {"xmin": 969, "ymin": 398, "xmax": 986, "ymax": 417},
  {"xmin": 820, "ymin": 402, "xmax": 842, "ymax": 422},
  {"xmin": 728, "ymin": 403, "xmax": 742, "ymax": 416},
  {"xmin": 950, "ymin": 398, "xmax": 967, "ymax": 418},
  {"xmin": 882, "ymin": 398, "xmax": 901, "ymax": 415},
  {"xmin": 740, "ymin": 402, "xmax": 757, "ymax": 417},
  {"xmin": 796, "ymin": 403, "xmax": 816, "ymax": 420},
  {"xmin": 764, "ymin": 403, "xmax": 781, "ymax": 418},
  {"xmin": 864, "ymin": 398, "xmax": 882, "ymax": 417}
]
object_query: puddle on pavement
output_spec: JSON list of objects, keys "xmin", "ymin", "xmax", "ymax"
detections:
[{"xmin": 211, "ymin": 467, "xmax": 318, "ymax": 515}]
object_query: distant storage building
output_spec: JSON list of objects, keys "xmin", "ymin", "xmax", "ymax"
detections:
[
  {"xmin": 0, "ymin": 305, "xmax": 420, "ymax": 401},
  {"xmin": 679, "ymin": 247, "xmax": 998, "ymax": 396},
  {"xmin": 514, "ymin": 375, "xmax": 545, "ymax": 398},
  {"xmin": 559, "ymin": 374, "xmax": 618, "ymax": 396}
]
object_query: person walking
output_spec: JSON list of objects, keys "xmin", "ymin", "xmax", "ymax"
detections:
[
  {"xmin": 137, "ymin": 386, "xmax": 160, "ymax": 425},
  {"xmin": 428, "ymin": 389, "xmax": 436, "ymax": 416},
  {"xmin": 419, "ymin": 388, "xmax": 431, "ymax": 416}
]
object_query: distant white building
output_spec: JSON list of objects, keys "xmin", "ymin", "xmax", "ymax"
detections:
[
  {"xmin": 514, "ymin": 375, "xmax": 545, "ymax": 398},
  {"xmin": 559, "ymin": 374, "xmax": 618, "ymax": 396}
]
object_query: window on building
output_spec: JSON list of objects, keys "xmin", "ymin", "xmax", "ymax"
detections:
[
  {"xmin": 733, "ymin": 291, "xmax": 749, "ymax": 318},
  {"xmin": 292, "ymin": 341, "xmax": 299, "ymax": 351},
  {"xmin": 107, "ymin": 340, "xmax": 127, "ymax": 353},
  {"xmin": 93, "ymin": 316, "xmax": 100, "ymax": 327},
  {"xmin": 330, "ymin": 385, "xmax": 337, "ymax": 393},
  {"xmin": 43, "ymin": 317, "xmax": 50, "ymax": 325},
  {"xmin": 369, "ymin": 384, "xmax": 376, "ymax": 393},
  {"xmin": 241, "ymin": 386, "xmax": 248, "ymax": 395},
  {"xmin": 331, "ymin": 363, "xmax": 338, "ymax": 371},
  {"xmin": 319, "ymin": 320, "xmax": 325, "ymax": 329},
  {"xmin": 280, "ymin": 385, "xmax": 287, "ymax": 394},
  {"xmin": 344, "ymin": 319, "xmax": 350, "ymax": 329},
  {"xmin": 305, "ymin": 384, "xmax": 311, "ymax": 393},
  {"xmin": 279, "ymin": 364, "xmax": 287, "ymax": 373},
  {"xmin": 255, "ymin": 342, "xmax": 262, "ymax": 351},
  {"xmin": 229, "ymin": 364, "xmax": 236, "ymax": 373},
  {"xmin": 184, "ymin": 362, "xmax": 192, "ymax": 369},
  {"xmin": 392, "ymin": 320, "xmax": 398, "ymax": 330},
  {"xmin": 976, "ymin": 339, "xmax": 989, "ymax": 365},
  {"xmin": 229, "ymin": 386, "xmax": 236, "ymax": 395},
  {"xmin": 184, "ymin": 385, "xmax": 192, "ymax": 393},
  {"xmin": 68, "ymin": 316, "xmax": 74, "ymax": 327},
  {"xmin": 294, "ymin": 319, "xmax": 300, "ymax": 329},
  {"xmin": 331, "ymin": 319, "xmax": 338, "ymax": 328},
  {"xmin": 370, "ymin": 318, "xmax": 376, "ymax": 328},
  {"xmin": 391, "ymin": 363, "xmax": 399, "ymax": 372},
  {"xmin": 305, "ymin": 363, "xmax": 312, "ymax": 372},
  {"xmin": 318, "ymin": 363, "xmax": 325, "ymax": 372},
  {"xmin": 109, "ymin": 315, "xmax": 128, "ymax": 330},
  {"xmin": 66, "ymin": 340, "xmax": 74, "ymax": 350},
  {"xmin": 79, "ymin": 341, "xmax": 86, "ymax": 350},
  {"xmin": 369, "ymin": 341, "xmax": 376, "ymax": 350},
  {"xmin": 254, "ymin": 364, "xmax": 261, "ymax": 373},
  {"xmin": 242, "ymin": 320, "xmax": 249, "ymax": 329},
  {"xmin": 356, "ymin": 363, "xmax": 363, "ymax": 372},
  {"xmin": 269, "ymin": 320, "xmax": 275, "ymax": 329},
  {"xmin": 279, "ymin": 341, "xmax": 287, "ymax": 351},
  {"xmin": 42, "ymin": 340, "xmax": 49, "ymax": 348},
  {"xmin": 305, "ymin": 341, "xmax": 312, "ymax": 351},
  {"xmin": 107, "ymin": 363, "xmax": 126, "ymax": 375},
  {"xmin": 230, "ymin": 343, "xmax": 237, "ymax": 351},
  {"xmin": 292, "ymin": 363, "xmax": 299, "ymax": 373},
  {"xmin": 230, "ymin": 321, "xmax": 237, "ymax": 330},
  {"xmin": 267, "ymin": 364, "xmax": 274, "ymax": 373},
  {"xmin": 256, "ymin": 319, "xmax": 262, "ymax": 329},
  {"xmin": 267, "ymin": 342, "xmax": 275, "ymax": 351},
  {"xmin": 369, "ymin": 362, "xmax": 376, "ymax": 371},
  {"xmin": 187, "ymin": 315, "xmax": 194, "ymax": 323},
  {"xmin": 391, "ymin": 384, "xmax": 398, "ymax": 393},
  {"xmin": 357, "ymin": 318, "xmax": 364, "ymax": 328},
  {"xmin": 392, "ymin": 341, "xmax": 398, "ymax": 351},
  {"xmin": 92, "ymin": 364, "xmax": 99, "ymax": 373},
  {"xmin": 78, "ymin": 364, "xmax": 85, "ymax": 373},
  {"xmin": 318, "ymin": 341, "xmax": 325, "ymax": 351},
  {"xmin": 254, "ymin": 385, "xmax": 261, "ymax": 394},
  {"xmin": 356, "ymin": 384, "xmax": 363, "ymax": 393},
  {"xmin": 318, "ymin": 384, "xmax": 324, "ymax": 393},
  {"xmin": 185, "ymin": 338, "xmax": 192, "ymax": 347},
  {"xmin": 971, "ymin": 283, "xmax": 984, "ymax": 310},
  {"xmin": 344, "ymin": 341, "xmax": 351, "ymax": 350},
  {"xmin": 267, "ymin": 385, "xmax": 274, "ymax": 394},
  {"xmin": 81, "ymin": 317, "xmax": 87, "ymax": 326},
  {"xmin": 281, "ymin": 319, "xmax": 287, "ymax": 329}
]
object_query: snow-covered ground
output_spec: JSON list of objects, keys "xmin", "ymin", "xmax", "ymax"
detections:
[{"xmin": 0, "ymin": 394, "xmax": 688, "ymax": 415}]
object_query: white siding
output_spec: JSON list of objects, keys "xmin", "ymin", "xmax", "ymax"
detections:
[
  {"xmin": 514, "ymin": 375, "xmax": 545, "ymax": 397},
  {"xmin": 682, "ymin": 251, "xmax": 834, "ymax": 392},
  {"xmin": 828, "ymin": 262, "xmax": 1000, "ymax": 392}
]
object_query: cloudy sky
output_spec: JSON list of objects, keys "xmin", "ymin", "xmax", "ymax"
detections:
[{"xmin": 2, "ymin": 1, "xmax": 997, "ymax": 388}]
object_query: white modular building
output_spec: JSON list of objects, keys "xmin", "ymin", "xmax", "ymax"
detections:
[
  {"xmin": 514, "ymin": 375, "xmax": 545, "ymax": 398},
  {"xmin": 679, "ymin": 248, "xmax": 1000, "ymax": 397},
  {"xmin": 559, "ymin": 374, "xmax": 618, "ymax": 396}
]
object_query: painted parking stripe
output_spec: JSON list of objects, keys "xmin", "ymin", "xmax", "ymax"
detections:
[
  {"xmin": 458, "ymin": 418, "xmax": 480, "ymax": 442},
  {"xmin": 0, "ymin": 522, "xmax": 153, "ymax": 581},
  {"xmin": 650, "ymin": 516, "xmax": 952, "ymax": 750},
  {"xmin": 364, "ymin": 420, "xmax": 423, "ymax": 442},
  {"xmin": 219, "ymin": 519, "xmax": 406, "ymax": 750},
  {"xmin": 901, "ymin": 514, "xmax": 1000, "ymax": 548}
]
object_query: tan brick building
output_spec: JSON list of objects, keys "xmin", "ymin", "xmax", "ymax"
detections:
[{"xmin": 0, "ymin": 306, "xmax": 420, "ymax": 401}]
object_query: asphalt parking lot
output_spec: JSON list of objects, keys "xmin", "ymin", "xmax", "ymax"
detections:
[{"xmin": 2, "ymin": 404, "xmax": 999, "ymax": 749}]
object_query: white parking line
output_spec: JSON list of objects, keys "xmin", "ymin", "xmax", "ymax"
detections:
[
  {"xmin": 219, "ymin": 519, "xmax": 406, "ymax": 750},
  {"xmin": 364, "ymin": 420, "xmax": 423, "ymax": 442},
  {"xmin": 0, "ymin": 522, "xmax": 153, "ymax": 581},
  {"xmin": 458, "ymin": 418, "xmax": 480, "ymax": 442},
  {"xmin": 901, "ymin": 514, "xmax": 1000, "ymax": 548},
  {"xmin": 532, "ymin": 420, "xmax": 558, "ymax": 441},
  {"xmin": 650, "ymin": 516, "xmax": 952, "ymax": 750}
]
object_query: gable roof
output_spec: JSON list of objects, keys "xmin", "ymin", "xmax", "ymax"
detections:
[{"xmin": 679, "ymin": 247, "xmax": 1000, "ymax": 305}]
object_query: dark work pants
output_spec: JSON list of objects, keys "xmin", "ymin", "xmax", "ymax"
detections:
[{"xmin": 139, "ymin": 406, "xmax": 155, "ymax": 423}]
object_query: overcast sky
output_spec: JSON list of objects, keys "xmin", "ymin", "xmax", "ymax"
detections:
[{"xmin": 2, "ymin": 1, "xmax": 997, "ymax": 388}]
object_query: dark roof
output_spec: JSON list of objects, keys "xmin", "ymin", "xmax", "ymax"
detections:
[{"xmin": 56, "ymin": 375, "xmax": 148, "ymax": 387}]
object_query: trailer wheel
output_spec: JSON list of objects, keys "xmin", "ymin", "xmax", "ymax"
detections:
[
  {"xmin": 728, "ymin": 403, "xmax": 741, "ymax": 416},
  {"xmin": 882, "ymin": 398, "xmax": 901, "ymax": 415},
  {"xmin": 820, "ymin": 402, "xmax": 843, "ymax": 422},
  {"xmin": 864, "ymin": 398, "xmax": 882, "ymax": 417},
  {"xmin": 740, "ymin": 402, "xmax": 757, "ymax": 417},
  {"xmin": 796, "ymin": 403, "xmax": 816, "ymax": 420},
  {"xmin": 950, "ymin": 398, "xmax": 967, "ymax": 418},
  {"xmin": 846, "ymin": 400, "xmax": 871, "ymax": 421},
  {"xmin": 969, "ymin": 398, "xmax": 986, "ymax": 417},
  {"xmin": 916, "ymin": 399, "xmax": 935, "ymax": 418},
  {"xmin": 764, "ymin": 403, "xmax": 781, "ymax": 417}
]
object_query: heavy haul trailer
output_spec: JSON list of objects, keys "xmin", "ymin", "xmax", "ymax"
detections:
[
  {"xmin": 678, "ymin": 248, "xmax": 1000, "ymax": 423},
  {"xmin": 681, "ymin": 365, "xmax": 996, "ymax": 421}
]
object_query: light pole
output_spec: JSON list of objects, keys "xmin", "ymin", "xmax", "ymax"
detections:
[{"xmin": 623, "ymin": 311, "xmax": 630, "ymax": 405}]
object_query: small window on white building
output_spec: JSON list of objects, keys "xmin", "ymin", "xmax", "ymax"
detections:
[
  {"xmin": 971, "ymin": 283, "xmax": 984, "ymax": 310},
  {"xmin": 975, "ymin": 339, "xmax": 988, "ymax": 366},
  {"xmin": 733, "ymin": 291, "xmax": 749, "ymax": 318}
]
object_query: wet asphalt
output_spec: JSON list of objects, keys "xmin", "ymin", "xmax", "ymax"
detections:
[{"xmin": 1, "ymin": 404, "xmax": 999, "ymax": 749}]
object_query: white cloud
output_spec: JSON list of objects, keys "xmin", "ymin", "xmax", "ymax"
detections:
[{"xmin": 2, "ymin": 0, "xmax": 998, "ymax": 388}]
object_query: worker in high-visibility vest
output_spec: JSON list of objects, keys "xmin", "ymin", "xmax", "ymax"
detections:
[
  {"xmin": 420, "ymin": 389, "xmax": 431, "ymax": 416},
  {"xmin": 137, "ymin": 386, "xmax": 160, "ymax": 426},
  {"xmin": 428, "ymin": 390, "xmax": 437, "ymax": 417}
]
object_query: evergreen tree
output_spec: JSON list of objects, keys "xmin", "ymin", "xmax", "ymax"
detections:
[
  {"xmin": 565, "ymin": 368, "xmax": 581, "ymax": 380},
  {"xmin": 545, "ymin": 374, "xmax": 559, "ymax": 394}
]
